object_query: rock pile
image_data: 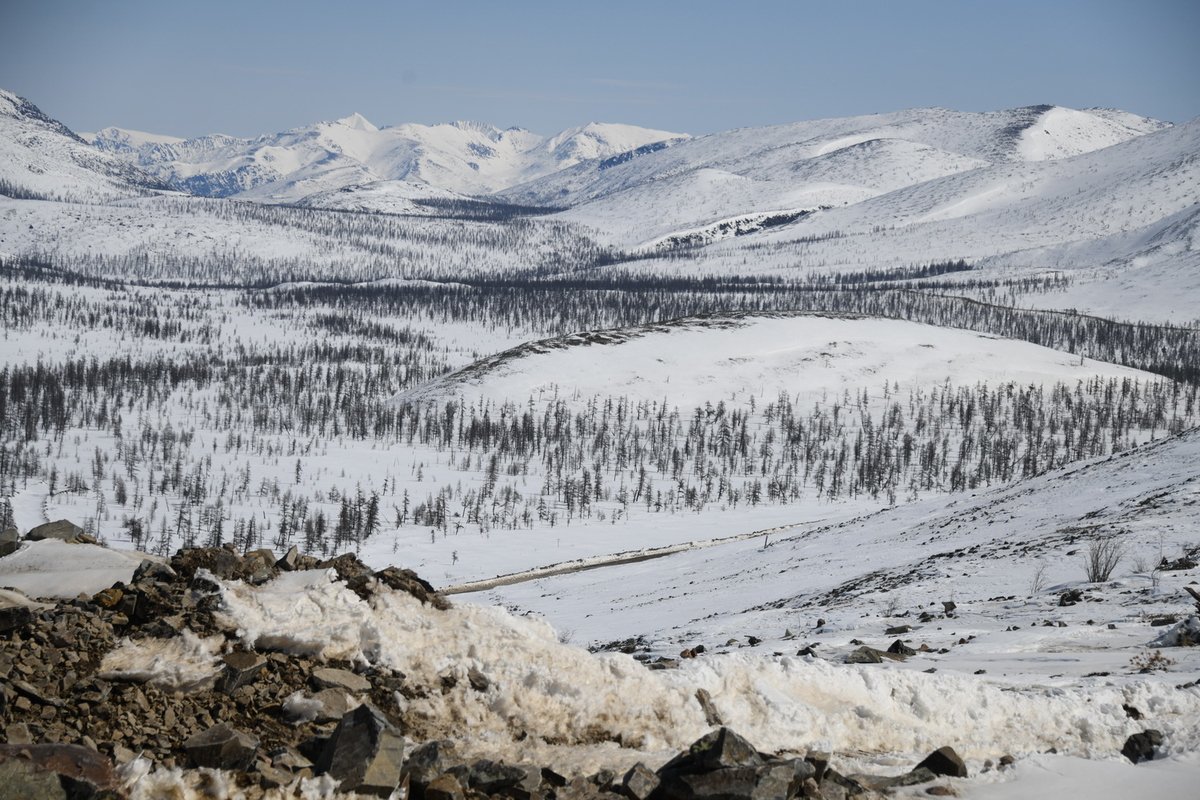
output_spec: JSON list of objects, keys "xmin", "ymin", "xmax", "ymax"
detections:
[
  {"xmin": 0, "ymin": 538, "xmax": 997, "ymax": 799},
  {"xmin": 0, "ymin": 543, "xmax": 443, "ymax": 797}
]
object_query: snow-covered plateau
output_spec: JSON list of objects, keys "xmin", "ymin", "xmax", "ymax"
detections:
[{"xmin": 1, "ymin": 87, "xmax": 1198, "ymax": 799}]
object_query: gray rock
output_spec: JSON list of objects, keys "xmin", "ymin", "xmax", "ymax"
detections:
[
  {"xmin": 0, "ymin": 758, "xmax": 65, "ymax": 800},
  {"xmin": 4, "ymin": 723, "xmax": 33, "ymax": 745},
  {"xmin": 659, "ymin": 727, "xmax": 764, "ymax": 776},
  {"xmin": 312, "ymin": 688, "xmax": 358, "ymax": 722},
  {"xmin": 620, "ymin": 763, "xmax": 660, "ymax": 800},
  {"xmin": 1122, "ymin": 729, "xmax": 1163, "ymax": 764},
  {"xmin": 184, "ymin": 722, "xmax": 260, "ymax": 771},
  {"xmin": 311, "ymin": 666, "xmax": 371, "ymax": 693},
  {"xmin": 277, "ymin": 545, "xmax": 302, "ymax": 571},
  {"xmin": 0, "ymin": 603, "xmax": 33, "ymax": 634},
  {"xmin": 887, "ymin": 640, "xmax": 916, "ymax": 657},
  {"xmin": 0, "ymin": 527, "xmax": 20, "ymax": 557},
  {"xmin": 25, "ymin": 520, "xmax": 86, "ymax": 543},
  {"xmin": 467, "ymin": 666, "xmax": 491, "ymax": 692},
  {"xmin": 132, "ymin": 559, "xmax": 176, "ymax": 584},
  {"xmin": 915, "ymin": 746, "xmax": 968, "ymax": 778},
  {"xmin": 316, "ymin": 704, "xmax": 407, "ymax": 797},
  {"xmin": 661, "ymin": 764, "xmax": 795, "ymax": 800},
  {"xmin": 0, "ymin": 743, "xmax": 118, "ymax": 798},
  {"xmin": 844, "ymin": 646, "xmax": 884, "ymax": 664},
  {"xmin": 218, "ymin": 651, "xmax": 268, "ymax": 694},
  {"xmin": 467, "ymin": 759, "xmax": 539, "ymax": 793},
  {"xmin": 269, "ymin": 746, "xmax": 314, "ymax": 771},
  {"xmin": 402, "ymin": 739, "xmax": 457, "ymax": 786},
  {"xmin": 242, "ymin": 548, "xmax": 278, "ymax": 584}
]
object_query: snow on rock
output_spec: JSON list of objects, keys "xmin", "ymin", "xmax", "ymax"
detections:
[
  {"xmin": 1150, "ymin": 616, "xmax": 1200, "ymax": 648},
  {"xmin": 0, "ymin": 539, "xmax": 158, "ymax": 598},
  {"xmin": 99, "ymin": 629, "xmax": 223, "ymax": 691}
]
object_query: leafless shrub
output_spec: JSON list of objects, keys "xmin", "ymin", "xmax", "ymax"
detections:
[
  {"xmin": 1129, "ymin": 649, "xmax": 1175, "ymax": 673},
  {"xmin": 1083, "ymin": 536, "xmax": 1124, "ymax": 583},
  {"xmin": 1029, "ymin": 561, "xmax": 1049, "ymax": 595}
]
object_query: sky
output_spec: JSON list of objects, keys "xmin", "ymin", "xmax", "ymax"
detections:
[{"xmin": 2, "ymin": 0, "xmax": 1197, "ymax": 138}]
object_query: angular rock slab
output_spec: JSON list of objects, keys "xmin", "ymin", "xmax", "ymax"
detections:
[
  {"xmin": 915, "ymin": 746, "xmax": 968, "ymax": 778},
  {"xmin": 317, "ymin": 704, "xmax": 407, "ymax": 797},
  {"xmin": 311, "ymin": 666, "xmax": 371, "ymax": 693},
  {"xmin": 184, "ymin": 722, "xmax": 260, "ymax": 771}
]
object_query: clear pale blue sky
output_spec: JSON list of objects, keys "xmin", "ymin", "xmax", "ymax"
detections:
[{"xmin": 2, "ymin": 0, "xmax": 1197, "ymax": 137}]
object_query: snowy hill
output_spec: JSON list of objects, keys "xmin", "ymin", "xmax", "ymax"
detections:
[
  {"xmin": 396, "ymin": 312, "xmax": 1159, "ymax": 408},
  {"xmin": 0, "ymin": 90, "xmax": 167, "ymax": 201},
  {"xmin": 89, "ymin": 113, "xmax": 686, "ymax": 205}
]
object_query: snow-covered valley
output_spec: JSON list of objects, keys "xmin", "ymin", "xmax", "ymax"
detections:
[{"xmin": 1, "ymin": 85, "xmax": 1198, "ymax": 799}]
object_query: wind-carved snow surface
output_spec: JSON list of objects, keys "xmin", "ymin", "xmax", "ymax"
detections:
[{"xmin": 211, "ymin": 570, "xmax": 1200, "ymax": 778}]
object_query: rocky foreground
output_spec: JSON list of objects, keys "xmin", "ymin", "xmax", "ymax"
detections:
[{"xmin": 0, "ymin": 521, "xmax": 1187, "ymax": 799}]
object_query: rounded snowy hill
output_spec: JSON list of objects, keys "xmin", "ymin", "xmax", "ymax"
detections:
[{"xmin": 395, "ymin": 313, "xmax": 1161, "ymax": 408}]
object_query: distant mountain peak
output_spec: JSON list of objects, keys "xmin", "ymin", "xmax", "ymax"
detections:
[{"xmin": 334, "ymin": 112, "xmax": 377, "ymax": 132}]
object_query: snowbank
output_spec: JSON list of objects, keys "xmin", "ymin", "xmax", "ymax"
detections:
[
  {"xmin": 214, "ymin": 570, "xmax": 1200, "ymax": 772},
  {"xmin": 0, "ymin": 539, "xmax": 154, "ymax": 598}
]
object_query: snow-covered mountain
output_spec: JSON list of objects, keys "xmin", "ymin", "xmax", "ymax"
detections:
[
  {"xmin": 0, "ymin": 90, "xmax": 167, "ymax": 201},
  {"xmin": 89, "ymin": 113, "xmax": 687, "ymax": 204},
  {"xmin": 515, "ymin": 105, "xmax": 1170, "ymax": 246}
]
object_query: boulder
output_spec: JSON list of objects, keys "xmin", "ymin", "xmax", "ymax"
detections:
[
  {"xmin": 844, "ymin": 646, "xmax": 885, "ymax": 664},
  {"xmin": 184, "ymin": 722, "xmax": 260, "ymax": 771},
  {"xmin": 132, "ymin": 559, "xmax": 176, "ymax": 584},
  {"xmin": 915, "ymin": 746, "xmax": 968, "ymax": 778},
  {"xmin": 25, "ymin": 520, "xmax": 85, "ymax": 543},
  {"xmin": 655, "ymin": 729, "xmax": 799, "ymax": 800},
  {"xmin": 242, "ymin": 548, "xmax": 278, "ymax": 584},
  {"xmin": 0, "ymin": 527, "xmax": 20, "ymax": 557},
  {"xmin": 276, "ymin": 545, "xmax": 302, "ymax": 571},
  {"xmin": 316, "ymin": 704, "xmax": 407, "ymax": 797},
  {"xmin": 1121, "ymin": 730, "xmax": 1163, "ymax": 764},
  {"xmin": 171, "ymin": 546, "xmax": 243, "ymax": 580},
  {"xmin": 659, "ymin": 764, "xmax": 795, "ymax": 800},
  {"xmin": 0, "ymin": 602, "xmax": 34, "ymax": 634},
  {"xmin": 0, "ymin": 743, "xmax": 119, "ymax": 798},
  {"xmin": 658, "ymin": 728, "xmax": 764, "ymax": 775},
  {"xmin": 887, "ymin": 640, "xmax": 917, "ymax": 657}
]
